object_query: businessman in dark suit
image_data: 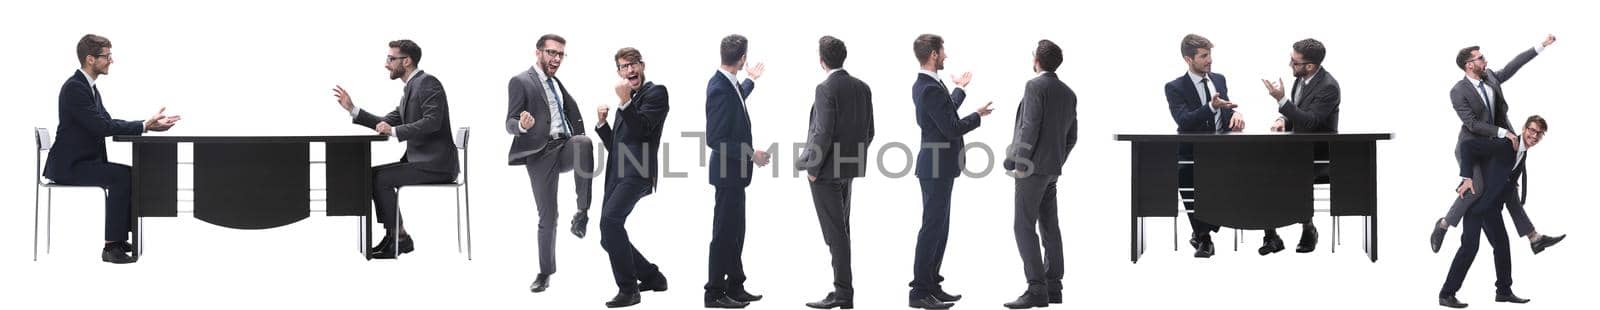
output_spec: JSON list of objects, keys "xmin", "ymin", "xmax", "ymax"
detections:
[
  {"xmin": 907, "ymin": 34, "xmax": 995, "ymax": 310},
  {"xmin": 703, "ymin": 34, "xmax": 767, "ymax": 309},
  {"xmin": 1432, "ymin": 35, "xmax": 1562, "ymax": 255},
  {"xmin": 332, "ymin": 39, "xmax": 459, "ymax": 259},
  {"xmin": 506, "ymin": 34, "xmax": 594, "ymax": 293},
  {"xmin": 596, "ymin": 47, "xmax": 672, "ymax": 308},
  {"xmin": 794, "ymin": 36, "xmax": 874, "ymax": 310},
  {"xmin": 44, "ymin": 34, "xmax": 180, "ymax": 264},
  {"xmin": 1258, "ymin": 38, "xmax": 1338, "ymax": 255},
  {"xmin": 1438, "ymin": 116, "xmax": 1554, "ymax": 308},
  {"xmin": 1163, "ymin": 34, "xmax": 1244, "ymax": 258},
  {"xmin": 1001, "ymin": 39, "xmax": 1076, "ymax": 309}
]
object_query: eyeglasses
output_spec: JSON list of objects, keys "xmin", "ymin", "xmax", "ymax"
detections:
[
  {"xmin": 1290, "ymin": 59, "xmax": 1313, "ymax": 66},
  {"xmin": 93, "ymin": 53, "xmax": 113, "ymax": 60},
  {"xmin": 616, "ymin": 61, "xmax": 642, "ymax": 70},
  {"xmin": 386, "ymin": 55, "xmax": 409, "ymax": 63},
  {"xmin": 542, "ymin": 49, "xmax": 566, "ymax": 58},
  {"xmin": 1526, "ymin": 127, "xmax": 1545, "ymax": 138},
  {"xmin": 1469, "ymin": 56, "xmax": 1487, "ymax": 64}
]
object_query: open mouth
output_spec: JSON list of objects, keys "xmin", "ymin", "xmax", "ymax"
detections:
[{"xmin": 626, "ymin": 74, "xmax": 641, "ymax": 85}]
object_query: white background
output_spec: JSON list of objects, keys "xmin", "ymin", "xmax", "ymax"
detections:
[{"xmin": 2, "ymin": 0, "xmax": 1594, "ymax": 309}]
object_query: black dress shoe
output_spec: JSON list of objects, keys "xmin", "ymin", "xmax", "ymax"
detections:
[
  {"xmin": 909, "ymin": 295, "xmax": 953, "ymax": 309},
  {"xmin": 101, "ymin": 243, "xmax": 137, "ymax": 264},
  {"xmin": 1495, "ymin": 292, "xmax": 1530, "ymax": 303},
  {"xmin": 728, "ymin": 289, "xmax": 763, "ymax": 302},
  {"xmin": 640, "ymin": 278, "xmax": 669, "ymax": 292},
  {"xmin": 370, "ymin": 234, "xmax": 415, "ymax": 259},
  {"xmin": 606, "ymin": 292, "xmax": 641, "ymax": 308},
  {"xmin": 1431, "ymin": 220, "xmax": 1448, "ymax": 253},
  {"xmin": 1259, "ymin": 234, "xmax": 1286, "ymax": 256},
  {"xmin": 1194, "ymin": 238, "xmax": 1215, "ymax": 258},
  {"xmin": 530, "ymin": 273, "xmax": 551, "ymax": 293},
  {"xmin": 1439, "ymin": 295, "xmax": 1467, "ymax": 308},
  {"xmin": 805, "ymin": 292, "xmax": 853, "ymax": 309},
  {"xmin": 705, "ymin": 296, "xmax": 750, "ymax": 308},
  {"xmin": 1531, "ymin": 234, "xmax": 1565, "ymax": 254},
  {"xmin": 932, "ymin": 289, "xmax": 962, "ymax": 302},
  {"xmin": 1295, "ymin": 224, "xmax": 1318, "ymax": 253},
  {"xmin": 1003, "ymin": 291, "xmax": 1048, "ymax": 309}
]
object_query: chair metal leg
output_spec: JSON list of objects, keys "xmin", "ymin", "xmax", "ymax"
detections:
[
  {"xmin": 454, "ymin": 188, "xmax": 462, "ymax": 254},
  {"xmin": 46, "ymin": 188, "xmax": 54, "ymax": 254},
  {"xmin": 34, "ymin": 185, "xmax": 41, "ymax": 261},
  {"xmin": 464, "ymin": 183, "xmax": 473, "ymax": 261},
  {"xmin": 1172, "ymin": 216, "xmax": 1178, "ymax": 251}
]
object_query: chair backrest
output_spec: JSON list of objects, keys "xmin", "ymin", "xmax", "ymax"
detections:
[
  {"xmin": 35, "ymin": 127, "xmax": 52, "ymax": 151},
  {"xmin": 454, "ymin": 127, "xmax": 470, "ymax": 150}
]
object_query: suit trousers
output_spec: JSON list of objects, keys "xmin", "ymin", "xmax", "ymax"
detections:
[
  {"xmin": 599, "ymin": 177, "xmax": 664, "ymax": 292},
  {"xmin": 909, "ymin": 177, "xmax": 955, "ymax": 299},
  {"xmin": 1440, "ymin": 190, "xmax": 1514, "ymax": 297},
  {"xmin": 523, "ymin": 136, "xmax": 595, "ymax": 275},
  {"xmin": 54, "ymin": 162, "xmax": 133, "ymax": 242},
  {"xmin": 372, "ymin": 162, "xmax": 456, "ymax": 230},
  {"xmin": 809, "ymin": 177, "xmax": 855, "ymax": 298},
  {"xmin": 706, "ymin": 185, "xmax": 750, "ymax": 298},
  {"xmin": 1014, "ymin": 174, "xmax": 1064, "ymax": 293}
]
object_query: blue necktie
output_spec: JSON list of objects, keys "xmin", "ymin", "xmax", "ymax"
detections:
[{"xmin": 548, "ymin": 77, "xmax": 573, "ymax": 135}]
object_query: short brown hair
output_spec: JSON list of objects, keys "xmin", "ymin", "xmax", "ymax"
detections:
[
  {"xmin": 1181, "ymin": 34, "xmax": 1212, "ymax": 58},
  {"xmin": 537, "ymin": 34, "xmax": 566, "ymax": 49},
  {"xmin": 1525, "ymin": 115, "xmax": 1547, "ymax": 133},
  {"xmin": 76, "ymin": 34, "xmax": 112, "ymax": 66},
  {"xmin": 913, "ymin": 34, "xmax": 944, "ymax": 64},
  {"xmin": 614, "ymin": 47, "xmax": 642, "ymax": 64}
]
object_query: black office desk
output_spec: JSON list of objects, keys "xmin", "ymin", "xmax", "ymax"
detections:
[
  {"xmin": 1115, "ymin": 132, "xmax": 1391, "ymax": 263},
  {"xmin": 112, "ymin": 135, "xmax": 389, "ymax": 259}
]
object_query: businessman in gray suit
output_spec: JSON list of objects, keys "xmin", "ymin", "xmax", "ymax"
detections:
[
  {"xmin": 506, "ymin": 34, "xmax": 594, "ymax": 293},
  {"xmin": 332, "ymin": 39, "xmax": 459, "ymax": 259},
  {"xmin": 1002, "ymin": 39, "xmax": 1077, "ymax": 310},
  {"xmin": 795, "ymin": 35, "xmax": 874, "ymax": 310},
  {"xmin": 1431, "ymin": 34, "xmax": 1564, "ymax": 257}
]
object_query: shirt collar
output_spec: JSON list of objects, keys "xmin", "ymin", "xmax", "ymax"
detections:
[
  {"xmin": 718, "ymin": 68, "xmax": 739, "ymax": 85},
  {"xmin": 827, "ymin": 68, "xmax": 844, "ymax": 76},
  {"xmin": 406, "ymin": 69, "xmax": 423, "ymax": 84},
  {"xmin": 79, "ymin": 68, "xmax": 96, "ymax": 86},
  {"xmin": 1187, "ymin": 70, "xmax": 1208, "ymax": 84},
  {"xmin": 918, "ymin": 69, "xmax": 940, "ymax": 82}
]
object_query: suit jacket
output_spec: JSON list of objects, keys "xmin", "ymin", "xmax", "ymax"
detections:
[
  {"xmin": 796, "ymin": 70, "xmax": 875, "ymax": 179},
  {"xmin": 1456, "ymin": 137, "xmax": 1528, "ymax": 214},
  {"xmin": 43, "ymin": 70, "xmax": 145, "ymax": 182},
  {"xmin": 1165, "ymin": 72, "xmax": 1236, "ymax": 134},
  {"xmin": 1004, "ymin": 72, "xmax": 1078, "ymax": 177},
  {"xmin": 1164, "ymin": 72, "xmax": 1235, "ymax": 161},
  {"xmin": 1451, "ymin": 47, "xmax": 1539, "ymax": 206},
  {"xmin": 506, "ymin": 67, "xmax": 587, "ymax": 165},
  {"xmin": 354, "ymin": 70, "xmax": 459, "ymax": 175},
  {"xmin": 597, "ymin": 81, "xmax": 670, "ymax": 192},
  {"xmin": 705, "ymin": 71, "xmax": 756, "ymax": 188},
  {"xmin": 1453, "ymin": 48, "xmax": 1538, "ymax": 144},
  {"xmin": 1279, "ymin": 69, "xmax": 1340, "ymax": 133},
  {"xmin": 913, "ymin": 73, "xmax": 982, "ymax": 179}
]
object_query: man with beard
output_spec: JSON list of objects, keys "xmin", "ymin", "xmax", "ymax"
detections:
[
  {"xmin": 703, "ymin": 34, "xmax": 767, "ymax": 309},
  {"xmin": 907, "ymin": 33, "xmax": 994, "ymax": 310},
  {"xmin": 506, "ymin": 34, "xmax": 594, "ymax": 293},
  {"xmin": 1257, "ymin": 38, "xmax": 1337, "ymax": 255},
  {"xmin": 1163, "ymin": 33, "xmax": 1244, "ymax": 258},
  {"xmin": 1431, "ymin": 35, "xmax": 1564, "ymax": 258},
  {"xmin": 44, "ymin": 34, "xmax": 181, "ymax": 264},
  {"xmin": 331, "ymin": 39, "xmax": 459, "ymax": 259}
]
